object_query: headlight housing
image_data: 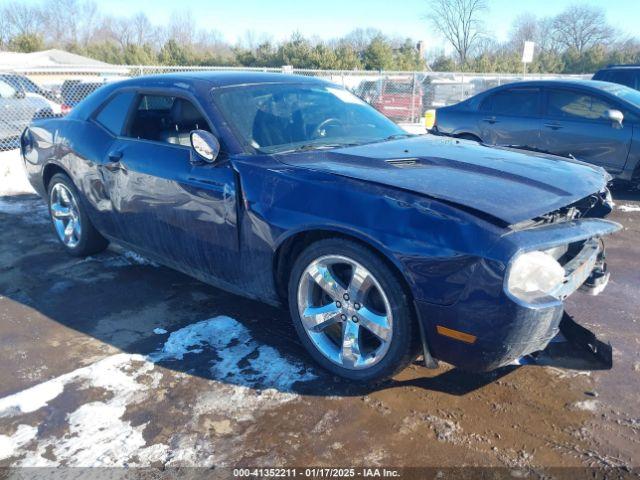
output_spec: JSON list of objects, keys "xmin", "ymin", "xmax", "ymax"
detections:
[{"xmin": 506, "ymin": 250, "xmax": 565, "ymax": 302}]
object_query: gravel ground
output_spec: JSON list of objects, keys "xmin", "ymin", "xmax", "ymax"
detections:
[{"xmin": 0, "ymin": 150, "xmax": 639, "ymax": 474}]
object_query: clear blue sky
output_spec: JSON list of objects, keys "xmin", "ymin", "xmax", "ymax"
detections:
[{"xmin": 36, "ymin": 0, "xmax": 640, "ymax": 48}]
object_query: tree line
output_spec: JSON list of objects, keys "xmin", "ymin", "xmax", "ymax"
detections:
[
  {"xmin": 428, "ymin": 1, "xmax": 640, "ymax": 73},
  {"xmin": 1, "ymin": 0, "xmax": 639, "ymax": 73}
]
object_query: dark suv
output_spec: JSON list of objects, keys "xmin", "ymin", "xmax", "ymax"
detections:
[{"xmin": 593, "ymin": 65, "xmax": 640, "ymax": 91}]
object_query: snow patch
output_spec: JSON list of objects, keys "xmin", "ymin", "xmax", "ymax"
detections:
[
  {"xmin": 572, "ymin": 399, "xmax": 600, "ymax": 412},
  {"xmin": 618, "ymin": 204, "xmax": 640, "ymax": 213},
  {"xmin": 153, "ymin": 328, "xmax": 168, "ymax": 335},
  {"xmin": 0, "ymin": 149, "xmax": 35, "ymax": 196},
  {"xmin": 98, "ymin": 249, "xmax": 158, "ymax": 268},
  {"xmin": 0, "ymin": 425, "xmax": 37, "ymax": 461},
  {"xmin": 0, "ymin": 316, "xmax": 315, "ymax": 466},
  {"xmin": 153, "ymin": 316, "xmax": 316, "ymax": 390}
]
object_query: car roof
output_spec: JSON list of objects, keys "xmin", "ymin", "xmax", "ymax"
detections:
[
  {"xmin": 67, "ymin": 71, "xmax": 335, "ymax": 121},
  {"xmin": 478, "ymin": 78, "xmax": 640, "ymax": 98},
  {"xmin": 599, "ymin": 64, "xmax": 640, "ymax": 70},
  {"xmin": 490, "ymin": 79, "xmax": 609, "ymax": 89},
  {"xmin": 116, "ymin": 71, "xmax": 332, "ymax": 89}
]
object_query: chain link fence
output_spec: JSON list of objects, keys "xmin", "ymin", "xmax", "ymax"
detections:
[{"xmin": 0, "ymin": 64, "xmax": 590, "ymax": 151}]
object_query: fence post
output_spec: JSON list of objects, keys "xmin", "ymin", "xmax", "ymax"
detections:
[{"xmin": 411, "ymin": 72, "xmax": 417, "ymax": 124}]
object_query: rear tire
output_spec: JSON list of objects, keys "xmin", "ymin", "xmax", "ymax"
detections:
[
  {"xmin": 47, "ymin": 173, "xmax": 108, "ymax": 257},
  {"xmin": 288, "ymin": 238, "xmax": 419, "ymax": 382}
]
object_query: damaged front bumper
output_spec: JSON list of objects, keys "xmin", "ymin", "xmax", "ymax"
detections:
[{"xmin": 417, "ymin": 218, "xmax": 621, "ymax": 372}]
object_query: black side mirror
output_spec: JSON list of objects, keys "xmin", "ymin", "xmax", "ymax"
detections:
[{"xmin": 190, "ymin": 130, "xmax": 220, "ymax": 163}]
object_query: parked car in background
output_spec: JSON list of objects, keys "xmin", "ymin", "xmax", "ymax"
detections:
[
  {"xmin": 0, "ymin": 78, "xmax": 56, "ymax": 150},
  {"xmin": 593, "ymin": 64, "xmax": 640, "ymax": 91},
  {"xmin": 60, "ymin": 81, "xmax": 104, "ymax": 114},
  {"xmin": 22, "ymin": 72, "xmax": 619, "ymax": 381},
  {"xmin": 355, "ymin": 77, "xmax": 423, "ymax": 122},
  {"xmin": 421, "ymin": 76, "xmax": 475, "ymax": 110},
  {"xmin": 433, "ymin": 80, "xmax": 640, "ymax": 185},
  {"xmin": 0, "ymin": 72, "xmax": 62, "ymax": 118},
  {"xmin": 0, "ymin": 73, "xmax": 62, "ymax": 103}
]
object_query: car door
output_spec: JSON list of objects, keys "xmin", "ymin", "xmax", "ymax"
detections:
[
  {"xmin": 100, "ymin": 91, "xmax": 240, "ymax": 281},
  {"xmin": 477, "ymin": 87, "xmax": 542, "ymax": 147},
  {"xmin": 539, "ymin": 87, "xmax": 633, "ymax": 173}
]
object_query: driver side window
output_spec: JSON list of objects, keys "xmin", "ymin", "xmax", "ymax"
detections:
[{"xmin": 126, "ymin": 94, "xmax": 210, "ymax": 146}]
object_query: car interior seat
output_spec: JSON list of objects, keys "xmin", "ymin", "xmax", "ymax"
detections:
[{"xmin": 162, "ymin": 98, "xmax": 207, "ymax": 146}]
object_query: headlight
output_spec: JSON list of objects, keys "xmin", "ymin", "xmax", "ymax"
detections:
[{"xmin": 506, "ymin": 251, "xmax": 565, "ymax": 302}]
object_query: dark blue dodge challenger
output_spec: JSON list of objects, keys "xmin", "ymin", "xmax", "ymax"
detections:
[{"xmin": 21, "ymin": 72, "xmax": 620, "ymax": 381}]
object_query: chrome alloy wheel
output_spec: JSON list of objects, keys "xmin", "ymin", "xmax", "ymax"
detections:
[
  {"xmin": 49, "ymin": 183, "xmax": 82, "ymax": 248},
  {"xmin": 297, "ymin": 255, "xmax": 393, "ymax": 370}
]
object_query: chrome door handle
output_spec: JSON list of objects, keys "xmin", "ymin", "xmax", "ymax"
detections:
[
  {"xmin": 482, "ymin": 117, "xmax": 497, "ymax": 124},
  {"xmin": 544, "ymin": 122, "xmax": 563, "ymax": 130}
]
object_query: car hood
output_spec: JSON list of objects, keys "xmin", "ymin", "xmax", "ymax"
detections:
[{"xmin": 276, "ymin": 136, "xmax": 608, "ymax": 226}]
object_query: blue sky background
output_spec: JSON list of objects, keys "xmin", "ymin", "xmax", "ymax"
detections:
[{"xmin": 27, "ymin": 0, "xmax": 640, "ymax": 48}]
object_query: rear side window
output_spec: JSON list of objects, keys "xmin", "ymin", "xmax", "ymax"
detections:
[
  {"xmin": 481, "ymin": 89, "xmax": 539, "ymax": 116},
  {"xmin": 547, "ymin": 89, "xmax": 614, "ymax": 121},
  {"xmin": 95, "ymin": 92, "xmax": 135, "ymax": 135},
  {"xmin": 126, "ymin": 94, "xmax": 210, "ymax": 145}
]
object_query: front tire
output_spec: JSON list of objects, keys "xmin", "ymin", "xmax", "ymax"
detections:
[
  {"xmin": 47, "ymin": 173, "xmax": 108, "ymax": 257},
  {"xmin": 288, "ymin": 239, "xmax": 419, "ymax": 382}
]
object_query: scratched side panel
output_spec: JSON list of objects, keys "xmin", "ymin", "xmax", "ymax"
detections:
[{"xmin": 232, "ymin": 155, "xmax": 506, "ymax": 307}]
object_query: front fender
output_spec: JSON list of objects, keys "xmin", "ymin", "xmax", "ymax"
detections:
[{"xmin": 236, "ymin": 157, "xmax": 506, "ymax": 306}]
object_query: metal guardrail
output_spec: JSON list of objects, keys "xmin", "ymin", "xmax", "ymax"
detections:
[{"xmin": 0, "ymin": 64, "xmax": 590, "ymax": 151}]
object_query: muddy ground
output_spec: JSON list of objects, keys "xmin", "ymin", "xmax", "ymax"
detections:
[{"xmin": 0, "ymin": 185, "xmax": 639, "ymax": 475}]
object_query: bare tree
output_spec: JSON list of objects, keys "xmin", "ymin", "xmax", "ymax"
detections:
[
  {"xmin": 77, "ymin": 1, "xmax": 101, "ymax": 46},
  {"xmin": 0, "ymin": 10, "xmax": 10, "ymax": 48},
  {"xmin": 2, "ymin": 1, "xmax": 43, "ymax": 36},
  {"xmin": 508, "ymin": 14, "xmax": 538, "ymax": 51},
  {"xmin": 168, "ymin": 10, "xmax": 195, "ymax": 46},
  {"xmin": 552, "ymin": 5, "xmax": 615, "ymax": 54},
  {"xmin": 131, "ymin": 13, "xmax": 157, "ymax": 46},
  {"xmin": 41, "ymin": 0, "xmax": 80, "ymax": 46},
  {"xmin": 427, "ymin": 0, "xmax": 487, "ymax": 66}
]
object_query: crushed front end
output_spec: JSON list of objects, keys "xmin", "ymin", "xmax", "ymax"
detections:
[{"xmin": 417, "ymin": 189, "xmax": 621, "ymax": 372}]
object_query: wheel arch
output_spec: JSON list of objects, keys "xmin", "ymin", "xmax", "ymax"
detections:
[
  {"xmin": 42, "ymin": 162, "xmax": 71, "ymax": 192},
  {"xmin": 273, "ymin": 226, "xmax": 414, "ymax": 305}
]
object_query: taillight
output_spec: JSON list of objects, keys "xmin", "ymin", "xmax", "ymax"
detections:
[{"xmin": 61, "ymin": 104, "xmax": 72, "ymax": 115}]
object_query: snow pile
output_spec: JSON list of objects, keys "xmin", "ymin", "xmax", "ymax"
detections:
[
  {"xmin": 0, "ymin": 353, "xmax": 163, "ymax": 466},
  {"xmin": 618, "ymin": 204, "xmax": 640, "ymax": 213},
  {"xmin": 0, "ymin": 316, "xmax": 315, "ymax": 466},
  {"xmin": 153, "ymin": 316, "xmax": 315, "ymax": 390},
  {"xmin": 0, "ymin": 150, "xmax": 35, "ymax": 196}
]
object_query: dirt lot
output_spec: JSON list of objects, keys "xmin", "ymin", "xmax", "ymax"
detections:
[{"xmin": 0, "ymin": 155, "xmax": 639, "ymax": 474}]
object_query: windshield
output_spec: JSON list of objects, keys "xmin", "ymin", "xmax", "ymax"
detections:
[
  {"xmin": 213, "ymin": 83, "xmax": 407, "ymax": 153},
  {"xmin": 599, "ymin": 82, "xmax": 640, "ymax": 109}
]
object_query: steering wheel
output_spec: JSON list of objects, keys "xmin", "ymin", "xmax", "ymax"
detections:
[{"xmin": 312, "ymin": 118, "xmax": 344, "ymax": 139}]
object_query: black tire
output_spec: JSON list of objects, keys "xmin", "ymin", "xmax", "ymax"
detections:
[
  {"xmin": 288, "ymin": 238, "xmax": 420, "ymax": 382},
  {"xmin": 47, "ymin": 173, "xmax": 108, "ymax": 257}
]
